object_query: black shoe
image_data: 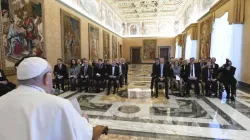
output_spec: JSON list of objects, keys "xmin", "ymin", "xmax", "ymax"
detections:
[
  {"xmin": 155, "ymin": 95, "xmax": 158, "ymax": 98},
  {"xmin": 107, "ymin": 91, "xmax": 110, "ymax": 95},
  {"xmin": 231, "ymin": 96, "xmax": 235, "ymax": 101},
  {"xmin": 166, "ymin": 96, "xmax": 169, "ymax": 99},
  {"xmin": 197, "ymin": 95, "xmax": 200, "ymax": 99},
  {"xmin": 113, "ymin": 91, "xmax": 116, "ymax": 94},
  {"xmin": 226, "ymin": 96, "xmax": 230, "ymax": 100}
]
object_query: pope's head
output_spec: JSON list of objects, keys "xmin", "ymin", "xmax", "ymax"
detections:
[{"xmin": 17, "ymin": 57, "xmax": 53, "ymax": 93}]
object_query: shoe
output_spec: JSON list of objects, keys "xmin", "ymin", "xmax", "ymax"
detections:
[
  {"xmin": 113, "ymin": 91, "xmax": 116, "ymax": 94},
  {"xmin": 155, "ymin": 95, "xmax": 158, "ymax": 98},
  {"xmin": 107, "ymin": 92, "xmax": 110, "ymax": 95},
  {"xmin": 166, "ymin": 96, "xmax": 169, "ymax": 99},
  {"xmin": 231, "ymin": 96, "xmax": 235, "ymax": 101},
  {"xmin": 197, "ymin": 95, "xmax": 200, "ymax": 99},
  {"xmin": 226, "ymin": 96, "xmax": 230, "ymax": 100}
]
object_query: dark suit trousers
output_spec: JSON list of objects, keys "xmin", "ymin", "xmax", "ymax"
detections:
[
  {"xmin": 186, "ymin": 79, "xmax": 200, "ymax": 95},
  {"xmin": 95, "ymin": 77, "xmax": 104, "ymax": 91},
  {"xmin": 55, "ymin": 77, "xmax": 65, "ymax": 91},
  {"xmin": 124, "ymin": 73, "xmax": 128, "ymax": 84},
  {"xmin": 155, "ymin": 78, "xmax": 168, "ymax": 97},
  {"xmin": 119, "ymin": 74, "xmax": 124, "ymax": 87},
  {"xmin": 224, "ymin": 83, "xmax": 236, "ymax": 97},
  {"xmin": 204, "ymin": 80, "xmax": 218, "ymax": 96},
  {"xmin": 79, "ymin": 78, "xmax": 90, "ymax": 91},
  {"xmin": 108, "ymin": 77, "xmax": 118, "ymax": 93},
  {"xmin": 150, "ymin": 76, "xmax": 155, "ymax": 89}
]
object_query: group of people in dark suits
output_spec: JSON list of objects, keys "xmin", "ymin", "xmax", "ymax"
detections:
[
  {"xmin": 150, "ymin": 57, "xmax": 237, "ymax": 101},
  {"xmin": 53, "ymin": 58, "xmax": 129, "ymax": 95}
]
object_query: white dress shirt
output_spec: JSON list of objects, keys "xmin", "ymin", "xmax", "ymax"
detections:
[
  {"xmin": 0, "ymin": 85, "xmax": 93, "ymax": 140},
  {"xmin": 112, "ymin": 66, "xmax": 115, "ymax": 76}
]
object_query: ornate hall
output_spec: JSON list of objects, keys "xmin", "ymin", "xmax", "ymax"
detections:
[{"xmin": 0, "ymin": 0, "xmax": 250, "ymax": 140}]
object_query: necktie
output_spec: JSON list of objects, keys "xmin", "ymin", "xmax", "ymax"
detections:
[
  {"xmin": 161, "ymin": 64, "xmax": 163, "ymax": 77},
  {"xmin": 191, "ymin": 65, "xmax": 193, "ymax": 76},
  {"xmin": 84, "ymin": 66, "xmax": 87, "ymax": 76},
  {"xmin": 112, "ymin": 66, "xmax": 115, "ymax": 76}
]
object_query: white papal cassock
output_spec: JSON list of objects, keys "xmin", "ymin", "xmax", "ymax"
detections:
[{"xmin": 0, "ymin": 85, "xmax": 93, "ymax": 140}]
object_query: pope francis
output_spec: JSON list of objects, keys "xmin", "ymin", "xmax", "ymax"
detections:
[{"xmin": 0, "ymin": 57, "xmax": 95, "ymax": 140}]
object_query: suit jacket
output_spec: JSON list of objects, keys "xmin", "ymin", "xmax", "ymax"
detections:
[
  {"xmin": 107, "ymin": 65, "xmax": 119, "ymax": 77},
  {"xmin": 54, "ymin": 64, "xmax": 68, "ymax": 78},
  {"xmin": 202, "ymin": 67, "xmax": 217, "ymax": 82},
  {"xmin": 155, "ymin": 64, "xmax": 170, "ymax": 78},
  {"xmin": 185, "ymin": 63, "xmax": 201, "ymax": 80},
  {"xmin": 180, "ymin": 65, "xmax": 188, "ymax": 79},
  {"xmin": 94, "ymin": 64, "xmax": 105, "ymax": 78},
  {"xmin": 220, "ymin": 66, "xmax": 237, "ymax": 84},
  {"xmin": 121, "ymin": 63, "xmax": 129, "ymax": 74},
  {"xmin": 211, "ymin": 63, "xmax": 219, "ymax": 74},
  {"xmin": 80, "ymin": 65, "xmax": 93, "ymax": 78},
  {"xmin": 0, "ymin": 69, "xmax": 8, "ymax": 82},
  {"xmin": 151, "ymin": 63, "xmax": 159, "ymax": 77}
]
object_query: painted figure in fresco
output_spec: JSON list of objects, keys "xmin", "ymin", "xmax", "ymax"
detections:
[
  {"xmin": 22, "ymin": 11, "xmax": 37, "ymax": 52},
  {"xmin": 144, "ymin": 41, "xmax": 155, "ymax": 60},
  {"xmin": 200, "ymin": 22, "xmax": 210, "ymax": 58},
  {"xmin": 130, "ymin": 25, "xmax": 137, "ymax": 35},
  {"xmin": 7, "ymin": 16, "xmax": 26, "ymax": 56},
  {"xmin": 2, "ymin": 10, "xmax": 11, "ymax": 52}
]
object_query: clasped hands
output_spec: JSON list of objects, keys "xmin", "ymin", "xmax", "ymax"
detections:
[
  {"xmin": 188, "ymin": 76, "xmax": 197, "ymax": 80},
  {"xmin": 81, "ymin": 75, "xmax": 89, "ymax": 79},
  {"xmin": 159, "ymin": 77, "xmax": 165, "ymax": 81}
]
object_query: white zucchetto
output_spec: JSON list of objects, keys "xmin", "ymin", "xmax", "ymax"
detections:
[{"xmin": 17, "ymin": 57, "xmax": 48, "ymax": 80}]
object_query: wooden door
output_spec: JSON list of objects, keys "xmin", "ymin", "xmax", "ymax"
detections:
[
  {"xmin": 131, "ymin": 48, "xmax": 141, "ymax": 64},
  {"xmin": 159, "ymin": 47, "xmax": 170, "ymax": 61}
]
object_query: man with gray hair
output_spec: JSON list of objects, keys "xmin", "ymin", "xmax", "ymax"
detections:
[{"xmin": 0, "ymin": 57, "xmax": 95, "ymax": 140}]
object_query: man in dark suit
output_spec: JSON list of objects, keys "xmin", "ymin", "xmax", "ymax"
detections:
[
  {"xmin": 121, "ymin": 58, "xmax": 129, "ymax": 85},
  {"xmin": 0, "ymin": 69, "xmax": 16, "ymax": 96},
  {"xmin": 107, "ymin": 60, "xmax": 119, "ymax": 95},
  {"xmin": 118, "ymin": 60, "xmax": 124, "ymax": 88},
  {"xmin": 185, "ymin": 57, "xmax": 201, "ymax": 98},
  {"xmin": 219, "ymin": 59, "xmax": 237, "ymax": 101},
  {"xmin": 211, "ymin": 57, "xmax": 219, "ymax": 74},
  {"xmin": 150, "ymin": 58, "xmax": 159, "ymax": 89},
  {"xmin": 79, "ymin": 60, "xmax": 93, "ymax": 92},
  {"xmin": 104, "ymin": 59, "xmax": 111, "ymax": 80},
  {"xmin": 180, "ymin": 60, "xmax": 188, "ymax": 82},
  {"xmin": 94, "ymin": 59, "xmax": 105, "ymax": 93},
  {"xmin": 154, "ymin": 58, "xmax": 170, "ymax": 99},
  {"xmin": 202, "ymin": 61, "xmax": 218, "ymax": 97},
  {"xmin": 54, "ymin": 58, "xmax": 68, "ymax": 91}
]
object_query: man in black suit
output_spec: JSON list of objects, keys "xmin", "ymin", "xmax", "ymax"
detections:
[
  {"xmin": 185, "ymin": 57, "xmax": 201, "ymax": 98},
  {"xmin": 117, "ymin": 60, "xmax": 124, "ymax": 88},
  {"xmin": 0, "ymin": 69, "xmax": 16, "ymax": 96},
  {"xmin": 220, "ymin": 59, "xmax": 237, "ymax": 101},
  {"xmin": 54, "ymin": 58, "xmax": 68, "ymax": 91},
  {"xmin": 211, "ymin": 57, "xmax": 219, "ymax": 74},
  {"xmin": 121, "ymin": 58, "xmax": 129, "ymax": 85},
  {"xmin": 154, "ymin": 58, "xmax": 170, "ymax": 99},
  {"xmin": 104, "ymin": 59, "xmax": 111, "ymax": 80},
  {"xmin": 202, "ymin": 61, "xmax": 218, "ymax": 97},
  {"xmin": 79, "ymin": 60, "xmax": 93, "ymax": 92},
  {"xmin": 150, "ymin": 58, "xmax": 159, "ymax": 89},
  {"xmin": 94, "ymin": 59, "xmax": 105, "ymax": 93},
  {"xmin": 180, "ymin": 60, "xmax": 188, "ymax": 82},
  {"xmin": 107, "ymin": 60, "xmax": 119, "ymax": 95}
]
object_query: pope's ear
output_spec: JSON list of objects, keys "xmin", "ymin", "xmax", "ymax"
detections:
[{"xmin": 43, "ymin": 73, "xmax": 51, "ymax": 85}]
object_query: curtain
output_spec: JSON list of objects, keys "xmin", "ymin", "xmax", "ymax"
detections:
[
  {"xmin": 210, "ymin": 12, "xmax": 243, "ymax": 80},
  {"xmin": 175, "ymin": 42, "xmax": 182, "ymax": 58},
  {"xmin": 185, "ymin": 35, "xmax": 197, "ymax": 60}
]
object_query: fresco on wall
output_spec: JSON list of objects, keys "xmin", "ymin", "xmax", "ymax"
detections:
[
  {"xmin": 89, "ymin": 23, "xmax": 99, "ymax": 60},
  {"xmin": 103, "ymin": 30, "xmax": 110, "ymax": 59},
  {"xmin": 0, "ymin": 0, "xmax": 44, "ymax": 75},
  {"xmin": 199, "ymin": 18, "xmax": 212, "ymax": 59},
  {"xmin": 143, "ymin": 40, "xmax": 156, "ymax": 60},
  {"xmin": 112, "ymin": 35, "xmax": 117, "ymax": 58},
  {"xmin": 61, "ymin": 10, "xmax": 81, "ymax": 64}
]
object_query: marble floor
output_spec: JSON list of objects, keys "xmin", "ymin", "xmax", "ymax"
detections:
[{"xmin": 60, "ymin": 64, "xmax": 250, "ymax": 140}]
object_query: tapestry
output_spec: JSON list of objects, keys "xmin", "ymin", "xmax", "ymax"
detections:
[
  {"xmin": 112, "ymin": 35, "xmax": 117, "ymax": 59},
  {"xmin": 199, "ymin": 18, "xmax": 212, "ymax": 59},
  {"xmin": 143, "ymin": 39, "xmax": 156, "ymax": 60},
  {"xmin": 61, "ymin": 10, "xmax": 81, "ymax": 64},
  {"xmin": 88, "ymin": 23, "xmax": 99, "ymax": 60},
  {"xmin": 0, "ymin": 0, "xmax": 44, "ymax": 75},
  {"xmin": 103, "ymin": 30, "xmax": 110, "ymax": 59}
]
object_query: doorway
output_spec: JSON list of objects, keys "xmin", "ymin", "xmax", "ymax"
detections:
[
  {"xmin": 159, "ymin": 46, "xmax": 171, "ymax": 61},
  {"xmin": 130, "ymin": 47, "xmax": 141, "ymax": 64}
]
